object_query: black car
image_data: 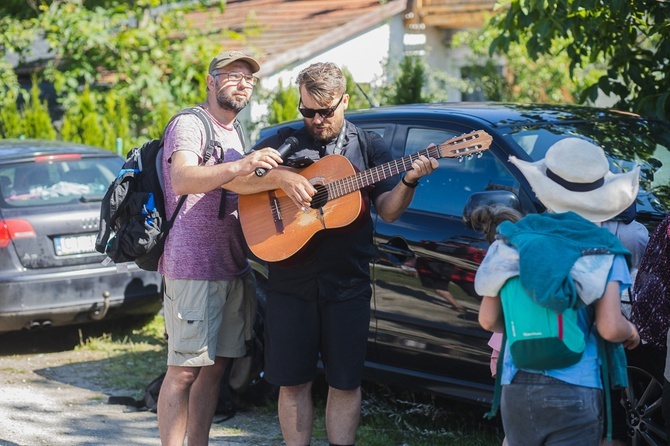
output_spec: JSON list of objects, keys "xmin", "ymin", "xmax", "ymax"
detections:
[
  {"xmin": 247, "ymin": 103, "xmax": 670, "ymax": 446},
  {"xmin": 0, "ymin": 139, "xmax": 163, "ymax": 333}
]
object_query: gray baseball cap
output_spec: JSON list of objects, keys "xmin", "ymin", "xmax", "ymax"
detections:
[{"xmin": 209, "ymin": 50, "xmax": 260, "ymax": 74}]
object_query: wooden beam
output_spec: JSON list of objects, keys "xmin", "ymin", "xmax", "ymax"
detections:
[
  {"xmin": 420, "ymin": 2, "xmax": 496, "ymax": 14},
  {"xmin": 420, "ymin": 11, "xmax": 488, "ymax": 28},
  {"xmin": 404, "ymin": 0, "xmax": 497, "ymax": 29}
]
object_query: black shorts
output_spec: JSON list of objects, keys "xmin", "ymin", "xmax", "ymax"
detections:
[{"xmin": 264, "ymin": 290, "xmax": 371, "ymax": 390}]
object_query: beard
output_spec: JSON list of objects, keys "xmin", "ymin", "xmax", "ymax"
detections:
[
  {"xmin": 216, "ymin": 89, "xmax": 249, "ymax": 113},
  {"xmin": 305, "ymin": 114, "xmax": 344, "ymax": 143}
]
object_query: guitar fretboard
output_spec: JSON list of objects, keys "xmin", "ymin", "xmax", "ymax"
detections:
[{"xmin": 326, "ymin": 133, "xmax": 487, "ymax": 200}]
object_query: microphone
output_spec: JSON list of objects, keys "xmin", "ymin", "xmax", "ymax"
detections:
[{"xmin": 255, "ymin": 136, "xmax": 299, "ymax": 177}]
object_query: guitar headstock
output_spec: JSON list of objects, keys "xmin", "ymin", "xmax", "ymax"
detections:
[{"xmin": 436, "ymin": 130, "xmax": 493, "ymax": 160}]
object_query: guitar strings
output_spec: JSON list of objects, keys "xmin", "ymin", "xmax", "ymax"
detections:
[{"xmin": 275, "ymin": 133, "xmax": 487, "ymax": 213}]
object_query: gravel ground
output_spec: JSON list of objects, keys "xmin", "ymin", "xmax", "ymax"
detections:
[{"xmin": 0, "ymin": 330, "xmax": 292, "ymax": 446}]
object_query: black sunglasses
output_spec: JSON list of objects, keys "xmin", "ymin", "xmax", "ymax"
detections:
[{"xmin": 298, "ymin": 94, "xmax": 344, "ymax": 119}]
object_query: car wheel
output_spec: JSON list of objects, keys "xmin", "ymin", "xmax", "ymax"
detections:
[{"xmin": 621, "ymin": 366, "xmax": 667, "ymax": 446}]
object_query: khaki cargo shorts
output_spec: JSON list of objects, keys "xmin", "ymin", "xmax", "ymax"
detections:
[{"xmin": 163, "ymin": 271, "xmax": 256, "ymax": 367}]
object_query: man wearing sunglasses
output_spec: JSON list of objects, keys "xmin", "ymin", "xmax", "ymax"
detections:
[
  {"xmin": 251, "ymin": 62, "xmax": 438, "ymax": 446},
  {"xmin": 156, "ymin": 50, "xmax": 285, "ymax": 446}
]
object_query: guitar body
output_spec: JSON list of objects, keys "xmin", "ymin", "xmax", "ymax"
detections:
[
  {"xmin": 240, "ymin": 129, "xmax": 492, "ymax": 263},
  {"xmin": 239, "ymin": 155, "xmax": 364, "ymax": 263}
]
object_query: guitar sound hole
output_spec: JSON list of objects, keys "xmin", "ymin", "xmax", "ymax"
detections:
[{"xmin": 310, "ymin": 184, "xmax": 329, "ymax": 209}]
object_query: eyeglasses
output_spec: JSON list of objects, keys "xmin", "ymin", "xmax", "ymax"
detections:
[
  {"xmin": 212, "ymin": 71, "xmax": 259, "ymax": 86},
  {"xmin": 299, "ymin": 94, "xmax": 344, "ymax": 119}
]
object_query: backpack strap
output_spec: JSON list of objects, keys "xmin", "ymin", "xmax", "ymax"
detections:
[
  {"xmin": 484, "ymin": 330, "xmax": 505, "ymax": 419},
  {"xmin": 163, "ymin": 106, "xmax": 222, "ymax": 229},
  {"xmin": 597, "ymin": 334, "xmax": 614, "ymax": 442},
  {"xmin": 354, "ymin": 124, "xmax": 371, "ymax": 170},
  {"xmin": 169, "ymin": 106, "xmax": 220, "ymax": 164},
  {"xmin": 595, "ymin": 312, "xmax": 629, "ymax": 444},
  {"xmin": 216, "ymin": 118, "xmax": 247, "ymax": 219},
  {"xmin": 233, "ymin": 118, "xmax": 246, "ymax": 152}
]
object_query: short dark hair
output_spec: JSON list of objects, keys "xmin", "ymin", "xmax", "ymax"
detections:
[{"xmin": 296, "ymin": 62, "xmax": 346, "ymax": 106}]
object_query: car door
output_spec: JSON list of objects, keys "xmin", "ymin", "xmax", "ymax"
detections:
[{"xmin": 362, "ymin": 120, "xmax": 521, "ymax": 394}]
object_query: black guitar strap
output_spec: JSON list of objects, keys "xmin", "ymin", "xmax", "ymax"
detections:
[
  {"xmin": 333, "ymin": 121, "xmax": 370, "ymax": 171},
  {"xmin": 218, "ymin": 118, "xmax": 247, "ymax": 219},
  {"xmin": 355, "ymin": 125, "xmax": 371, "ymax": 170},
  {"xmin": 333, "ymin": 120, "xmax": 347, "ymax": 155}
]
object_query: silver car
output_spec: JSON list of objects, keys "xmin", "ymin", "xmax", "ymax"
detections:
[{"xmin": 0, "ymin": 139, "xmax": 162, "ymax": 333}]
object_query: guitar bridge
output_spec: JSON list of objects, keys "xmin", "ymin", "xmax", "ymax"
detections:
[{"xmin": 270, "ymin": 191, "xmax": 285, "ymax": 234}]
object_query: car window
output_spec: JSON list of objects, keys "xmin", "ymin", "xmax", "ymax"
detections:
[
  {"xmin": 404, "ymin": 127, "xmax": 518, "ymax": 216},
  {"xmin": 0, "ymin": 157, "xmax": 121, "ymax": 207},
  {"xmin": 365, "ymin": 127, "xmax": 385, "ymax": 138},
  {"xmin": 505, "ymin": 119, "xmax": 670, "ymax": 214}
]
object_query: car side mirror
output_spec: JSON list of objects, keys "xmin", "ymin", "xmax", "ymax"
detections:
[{"xmin": 462, "ymin": 190, "xmax": 523, "ymax": 229}]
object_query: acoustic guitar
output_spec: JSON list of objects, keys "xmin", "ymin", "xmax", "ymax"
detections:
[{"xmin": 239, "ymin": 130, "xmax": 492, "ymax": 263}]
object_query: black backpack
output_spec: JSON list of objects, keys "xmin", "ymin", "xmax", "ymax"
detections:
[{"xmin": 95, "ymin": 106, "xmax": 229, "ymax": 271}]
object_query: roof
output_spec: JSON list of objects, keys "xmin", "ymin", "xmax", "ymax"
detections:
[
  {"xmin": 405, "ymin": 0, "xmax": 497, "ymax": 30},
  {"xmin": 186, "ymin": 0, "xmax": 409, "ymax": 76}
]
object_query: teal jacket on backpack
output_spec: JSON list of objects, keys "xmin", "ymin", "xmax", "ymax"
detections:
[
  {"xmin": 497, "ymin": 211, "xmax": 632, "ymax": 312},
  {"xmin": 479, "ymin": 212, "xmax": 632, "ymax": 441},
  {"xmin": 495, "ymin": 212, "xmax": 631, "ymax": 387}
]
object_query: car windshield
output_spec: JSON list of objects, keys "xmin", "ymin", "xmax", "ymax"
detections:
[
  {"xmin": 0, "ymin": 156, "xmax": 121, "ymax": 207},
  {"xmin": 504, "ymin": 118, "xmax": 670, "ymax": 215}
]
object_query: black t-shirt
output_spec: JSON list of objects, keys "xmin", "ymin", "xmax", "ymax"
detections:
[{"xmin": 251, "ymin": 120, "xmax": 398, "ymax": 301}]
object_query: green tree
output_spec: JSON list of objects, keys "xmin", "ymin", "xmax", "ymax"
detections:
[
  {"xmin": 453, "ymin": 22, "xmax": 603, "ymax": 103},
  {"xmin": 267, "ymin": 79, "xmax": 299, "ymax": 125},
  {"xmin": 148, "ymin": 101, "xmax": 175, "ymax": 141},
  {"xmin": 3, "ymin": 1, "xmax": 233, "ymax": 142},
  {"xmin": 0, "ymin": 91, "xmax": 23, "ymax": 138},
  {"xmin": 0, "ymin": 14, "xmax": 35, "ymax": 99},
  {"xmin": 102, "ymin": 91, "xmax": 132, "ymax": 152},
  {"xmin": 22, "ymin": 78, "xmax": 56, "ymax": 139},
  {"xmin": 342, "ymin": 67, "xmax": 376, "ymax": 110},
  {"xmin": 490, "ymin": 0, "xmax": 670, "ymax": 120},
  {"xmin": 390, "ymin": 56, "xmax": 426, "ymax": 104},
  {"xmin": 61, "ymin": 85, "xmax": 104, "ymax": 146},
  {"xmin": 35, "ymin": 1, "xmax": 219, "ymax": 133}
]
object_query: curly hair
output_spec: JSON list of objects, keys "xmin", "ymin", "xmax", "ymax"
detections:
[{"xmin": 469, "ymin": 205, "xmax": 524, "ymax": 244}]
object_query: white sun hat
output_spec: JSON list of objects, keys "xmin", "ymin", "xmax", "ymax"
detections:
[{"xmin": 509, "ymin": 137, "xmax": 640, "ymax": 223}]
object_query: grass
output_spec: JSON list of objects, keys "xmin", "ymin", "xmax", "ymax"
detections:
[
  {"xmin": 304, "ymin": 376, "xmax": 505, "ymax": 446},
  {"xmin": 357, "ymin": 386, "xmax": 504, "ymax": 446},
  {"xmin": 74, "ymin": 315, "xmax": 505, "ymax": 445},
  {"xmin": 75, "ymin": 314, "xmax": 167, "ymax": 397}
]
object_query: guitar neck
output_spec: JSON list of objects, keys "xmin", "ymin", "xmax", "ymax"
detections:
[{"xmin": 328, "ymin": 145, "xmax": 442, "ymax": 200}]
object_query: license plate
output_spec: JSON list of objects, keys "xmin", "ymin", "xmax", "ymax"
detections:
[{"xmin": 54, "ymin": 234, "xmax": 97, "ymax": 256}]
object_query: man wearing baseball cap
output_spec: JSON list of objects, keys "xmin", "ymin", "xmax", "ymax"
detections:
[
  {"xmin": 156, "ymin": 50, "xmax": 281, "ymax": 446},
  {"xmin": 208, "ymin": 50, "xmax": 261, "ymax": 75}
]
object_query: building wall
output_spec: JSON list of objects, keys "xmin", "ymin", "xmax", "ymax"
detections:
[{"xmin": 242, "ymin": 15, "xmax": 406, "ymax": 140}]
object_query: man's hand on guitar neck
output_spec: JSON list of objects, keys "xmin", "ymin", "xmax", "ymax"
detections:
[
  {"xmin": 376, "ymin": 152, "xmax": 438, "ymax": 223},
  {"xmin": 404, "ymin": 148, "xmax": 439, "ymax": 185}
]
